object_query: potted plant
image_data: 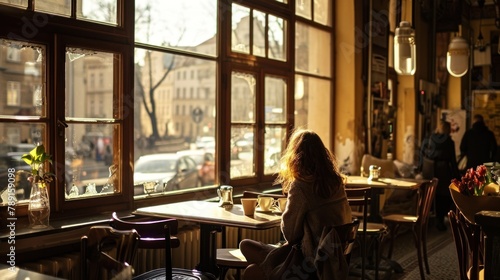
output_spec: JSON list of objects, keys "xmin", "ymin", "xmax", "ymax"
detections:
[{"xmin": 22, "ymin": 144, "xmax": 54, "ymax": 229}]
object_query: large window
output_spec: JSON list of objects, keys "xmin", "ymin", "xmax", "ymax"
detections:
[{"xmin": 0, "ymin": 0, "xmax": 334, "ymax": 218}]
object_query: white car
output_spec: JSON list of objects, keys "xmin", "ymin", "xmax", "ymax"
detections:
[{"xmin": 134, "ymin": 153, "xmax": 201, "ymax": 195}]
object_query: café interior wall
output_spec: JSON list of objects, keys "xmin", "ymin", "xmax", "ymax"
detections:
[{"xmin": 332, "ymin": 0, "xmax": 365, "ymax": 175}]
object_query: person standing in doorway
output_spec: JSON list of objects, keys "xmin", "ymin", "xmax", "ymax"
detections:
[{"xmin": 460, "ymin": 114, "xmax": 497, "ymax": 169}]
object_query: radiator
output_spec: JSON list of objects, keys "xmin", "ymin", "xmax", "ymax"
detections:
[{"xmin": 20, "ymin": 225, "xmax": 281, "ymax": 280}]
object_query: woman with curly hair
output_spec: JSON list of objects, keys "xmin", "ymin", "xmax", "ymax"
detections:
[{"xmin": 239, "ymin": 129, "xmax": 352, "ymax": 279}]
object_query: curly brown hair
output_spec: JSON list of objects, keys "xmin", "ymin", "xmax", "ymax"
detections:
[{"xmin": 275, "ymin": 129, "xmax": 344, "ymax": 197}]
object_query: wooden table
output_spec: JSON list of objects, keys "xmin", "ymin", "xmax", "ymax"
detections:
[
  {"xmin": 133, "ymin": 200, "xmax": 282, "ymax": 276},
  {"xmin": 345, "ymin": 176, "xmax": 423, "ymax": 222}
]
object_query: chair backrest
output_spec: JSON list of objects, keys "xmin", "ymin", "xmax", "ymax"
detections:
[
  {"xmin": 448, "ymin": 209, "xmax": 483, "ymax": 280},
  {"xmin": 416, "ymin": 178, "xmax": 438, "ymax": 223},
  {"xmin": 81, "ymin": 225, "xmax": 140, "ymax": 280},
  {"xmin": 344, "ymin": 187, "xmax": 370, "ymax": 279},
  {"xmin": 333, "ymin": 219, "xmax": 361, "ymax": 263},
  {"xmin": 109, "ymin": 212, "xmax": 180, "ymax": 279}
]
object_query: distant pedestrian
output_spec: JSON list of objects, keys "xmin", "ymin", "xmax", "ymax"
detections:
[
  {"xmin": 421, "ymin": 121, "xmax": 459, "ymax": 231},
  {"xmin": 460, "ymin": 114, "xmax": 497, "ymax": 169}
]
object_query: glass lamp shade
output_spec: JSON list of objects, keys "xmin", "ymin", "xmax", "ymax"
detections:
[
  {"xmin": 447, "ymin": 37, "xmax": 469, "ymax": 77},
  {"xmin": 394, "ymin": 21, "xmax": 416, "ymax": 75}
]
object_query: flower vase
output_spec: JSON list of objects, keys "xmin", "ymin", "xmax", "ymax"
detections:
[
  {"xmin": 28, "ymin": 182, "xmax": 50, "ymax": 229},
  {"xmin": 449, "ymin": 183, "xmax": 500, "ymax": 223}
]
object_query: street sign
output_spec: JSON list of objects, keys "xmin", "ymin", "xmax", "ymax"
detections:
[{"xmin": 192, "ymin": 107, "xmax": 204, "ymax": 123}]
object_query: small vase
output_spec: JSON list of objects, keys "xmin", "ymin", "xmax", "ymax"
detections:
[{"xmin": 28, "ymin": 182, "xmax": 50, "ymax": 229}]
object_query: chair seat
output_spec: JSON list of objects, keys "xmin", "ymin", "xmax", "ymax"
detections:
[
  {"xmin": 133, "ymin": 267, "xmax": 216, "ymax": 280},
  {"xmin": 383, "ymin": 214, "xmax": 418, "ymax": 223},
  {"xmin": 358, "ymin": 222, "xmax": 388, "ymax": 234},
  {"xmin": 216, "ymin": 248, "xmax": 248, "ymax": 268}
]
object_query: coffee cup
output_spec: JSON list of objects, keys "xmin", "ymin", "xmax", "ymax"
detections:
[
  {"xmin": 241, "ymin": 198, "xmax": 258, "ymax": 216},
  {"xmin": 257, "ymin": 196, "xmax": 275, "ymax": 212},
  {"xmin": 277, "ymin": 197, "xmax": 287, "ymax": 212}
]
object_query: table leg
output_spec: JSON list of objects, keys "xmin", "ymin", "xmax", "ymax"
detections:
[{"xmin": 196, "ymin": 224, "xmax": 223, "ymax": 277}]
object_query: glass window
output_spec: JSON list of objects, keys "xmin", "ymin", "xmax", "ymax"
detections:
[
  {"xmin": 135, "ymin": 0, "xmax": 217, "ymax": 57},
  {"xmin": 79, "ymin": 0, "xmax": 118, "ymax": 25},
  {"xmin": 295, "ymin": 22, "xmax": 331, "ymax": 77},
  {"xmin": 264, "ymin": 76, "xmax": 286, "ymax": 175},
  {"xmin": 0, "ymin": 40, "xmax": 45, "ymax": 117},
  {"xmin": 233, "ymin": 4, "xmax": 287, "ymax": 61},
  {"xmin": 65, "ymin": 47, "xmax": 121, "ymax": 200},
  {"xmin": 36, "ymin": 0, "xmax": 71, "ymax": 17},
  {"xmin": 231, "ymin": 72, "xmax": 256, "ymax": 178},
  {"xmin": 0, "ymin": 0, "xmax": 26, "ymax": 8},
  {"xmin": 133, "ymin": 48, "xmax": 216, "ymax": 195}
]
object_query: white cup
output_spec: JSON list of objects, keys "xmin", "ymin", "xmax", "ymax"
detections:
[
  {"xmin": 277, "ymin": 197, "xmax": 287, "ymax": 212},
  {"xmin": 241, "ymin": 198, "xmax": 258, "ymax": 216},
  {"xmin": 257, "ymin": 196, "xmax": 275, "ymax": 211}
]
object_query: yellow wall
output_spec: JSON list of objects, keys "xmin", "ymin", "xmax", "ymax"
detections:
[{"xmin": 333, "ymin": 0, "xmax": 365, "ymax": 174}]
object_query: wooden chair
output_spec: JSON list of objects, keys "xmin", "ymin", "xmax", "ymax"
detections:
[
  {"xmin": 216, "ymin": 191, "xmax": 286, "ymax": 279},
  {"xmin": 381, "ymin": 178, "xmax": 438, "ymax": 280},
  {"xmin": 474, "ymin": 210, "xmax": 500, "ymax": 279},
  {"xmin": 110, "ymin": 212, "xmax": 216, "ymax": 280},
  {"xmin": 448, "ymin": 209, "xmax": 484, "ymax": 280},
  {"xmin": 81, "ymin": 226, "xmax": 140, "ymax": 280},
  {"xmin": 346, "ymin": 187, "xmax": 388, "ymax": 280}
]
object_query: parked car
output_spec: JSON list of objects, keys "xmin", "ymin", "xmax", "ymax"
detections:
[
  {"xmin": 177, "ymin": 149, "xmax": 215, "ymax": 186},
  {"xmin": 133, "ymin": 153, "xmax": 202, "ymax": 195}
]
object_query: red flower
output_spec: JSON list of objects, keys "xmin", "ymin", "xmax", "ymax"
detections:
[{"xmin": 451, "ymin": 165, "xmax": 490, "ymax": 196}]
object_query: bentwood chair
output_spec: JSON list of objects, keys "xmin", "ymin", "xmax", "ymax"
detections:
[
  {"xmin": 81, "ymin": 226, "xmax": 140, "ymax": 280},
  {"xmin": 110, "ymin": 212, "xmax": 216, "ymax": 280},
  {"xmin": 382, "ymin": 178, "xmax": 438, "ymax": 280},
  {"xmin": 474, "ymin": 210, "xmax": 500, "ymax": 279},
  {"xmin": 448, "ymin": 209, "xmax": 484, "ymax": 280},
  {"xmin": 346, "ymin": 187, "xmax": 388, "ymax": 280}
]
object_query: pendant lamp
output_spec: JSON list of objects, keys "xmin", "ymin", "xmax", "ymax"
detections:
[
  {"xmin": 394, "ymin": 21, "xmax": 416, "ymax": 75},
  {"xmin": 446, "ymin": 37, "xmax": 469, "ymax": 77}
]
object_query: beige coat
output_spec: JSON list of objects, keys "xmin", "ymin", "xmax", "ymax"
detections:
[{"xmin": 261, "ymin": 180, "xmax": 352, "ymax": 279}]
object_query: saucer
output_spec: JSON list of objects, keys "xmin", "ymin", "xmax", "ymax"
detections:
[
  {"xmin": 255, "ymin": 207, "xmax": 273, "ymax": 213},
  {"xmin": 272, "ymin": 209, "xmax": 283, "ymax": 215}
]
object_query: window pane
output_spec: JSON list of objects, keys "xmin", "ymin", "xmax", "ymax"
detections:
[
  {"xmin": 0, "ymin": 123, "xmax": 45, "ymax": 203},
  {"xmin": 294, "ymin": 75, "xmax": 331, "ymax": 142},
  {"xmin": 231, "ymin": 72, "xmax": 255, "ymax": 123},
  {"xmin": 79, "ymin": 0, "xmax": 118, "ymax": 25},
  {"xmin": 65, "ymin": 49, "xmax": 115, "ymax": 119},
  {"xmin": 134, "ymin": 48, "xmax": 217, "ymax": 194},
  {"xmin": 135, "ymin": 0, "xmax": 217, "ymax": 57},
  {"xmin": 36, "ymin": 0, "xmax": 70, "ymax": 16},
  {"xmin": 231, "ymin": 126, "xmax": 254, "ymax": 178},
  {"xmin": 0, "ymin": 40, "xmax": 45, "ymax": 117},
  {"xmin": 0, "ymin": 0, "xmax": 27, "ymax": 8},
  {"xmin": 296, "ymin": 0, "xmax": 311, "ymax": 19},
  {"xmin": 232, "ymin": 4, "xmax": 251, "ymax": 54},
  {"xmin": 295, "ymin": 23, "xmax": 331, "ymax": 77},
  {"xmin": 253, "ymin": 10, "xmax": 266, "ymax": 57},
  {"xmin": 264, "ymin": 126, "xmax": 284, "ymax": 175},
  {"xmin": 314, "ymin": 0, "xmax": 332, "ymax": 26},
  {"xmin": 265, "ymin": 76, "xmax": 286, "ymax": 123},
  {"xmin": 65, "ymin": 123, "xmax": 119, "ymax": 200},
  {"xmin": 268, "ymin": 15, "xmax": 286, "ymax": 61}
]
